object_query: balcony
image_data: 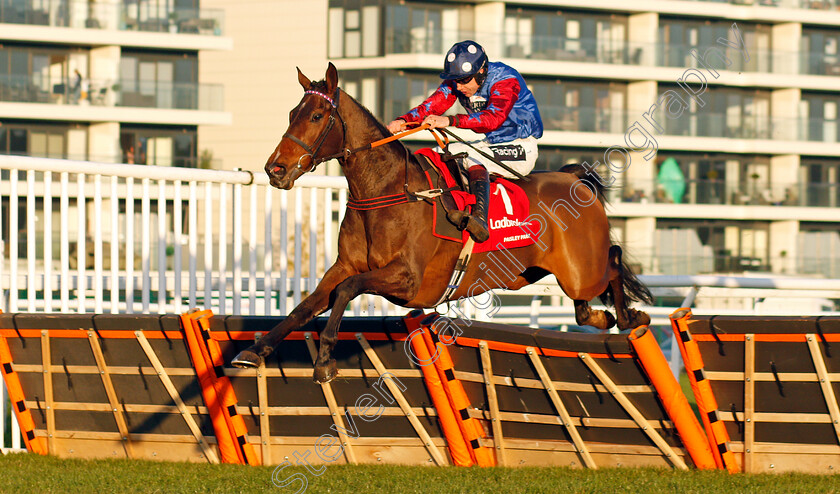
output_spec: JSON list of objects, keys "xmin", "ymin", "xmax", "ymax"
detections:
[
  {"xmin": 671, "ymin": 0, "xmax": 840, "ymax": 10},
  {"xmin": 359, "ymin": 26, "xmax": 840, "ymax": 82},
  {"xmin": 383, "ymin": 28, "xmax": 473, "ymax": 56},
  {"xmin": 0, "ymin": 0, "xmax": 224, "ymax": 36},
  {"xmin": 660, "ymin": 44, "xmax": 840, "ymax": 76},
  {"xmin": 619, "ymin": 178, "xmax": 839, "ymax": 208},
  {"xmin": 0, "ymin": 74, "xmax": 224, "ymax": 111},
  {"xmin": 506, "ymin": 35, "xmax": 647, "ymax": 66},
  {"xmin": 540, "ymin": 105, "xmax": 629, "ymax": 134}
]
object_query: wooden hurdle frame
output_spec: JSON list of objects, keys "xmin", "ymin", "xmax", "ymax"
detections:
[
  {"xmin": 6, "ymin": 309, "xmax": 780, "ymax": 472},
  {"xmin": 671, "ymin": 310, "xmax": 840, "ymax": 474},
  {"xmin": 406, "ymin": 313, "xmax": 710, "ymax": 469},
  {"xmin": 0, "ymin": 314, "xmax": 219, "ymax": 462},
  {"xmin": 202, "ymin": 314, "xmax": 450, "ymax": 466}
]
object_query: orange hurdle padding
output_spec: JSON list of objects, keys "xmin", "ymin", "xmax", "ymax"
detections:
[
  {"xmin": 181, "ymin": 311, "xmax": 242, "ymax": 464},
  {"xmin": 0, "ymin": 336, "xmax": 47, "ymax": 454},
  {"xmin": 629, "ymin": 326, "xmax": 716, "ymax": 470},
  {"xmin": 670, "ymin": 309, "xmax": 738, "ymax": 473},
  {"xmin": 422, "ymin": 314, "xmax": 495, "ymax": 467},
  {"xmin": 404, "ymin": 310, "xmax": 474, "ymax": 467},
  {"xmin": 192, "ymin": 311, "xmax": 260, "ymax": 466}
]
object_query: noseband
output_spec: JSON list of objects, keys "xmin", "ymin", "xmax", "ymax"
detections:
[{"xmin": 282, "ymin": 88, "xmax": 347, "ymax": 170}]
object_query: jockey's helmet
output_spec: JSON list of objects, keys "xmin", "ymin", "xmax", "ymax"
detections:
[{"xmin": 440, "ymin": 40, "xmax": 487, "ymax": 81}]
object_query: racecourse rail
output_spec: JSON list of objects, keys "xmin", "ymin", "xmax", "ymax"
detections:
[{"xmin": 1, "ymin": 155, "xmax": 839, "ymax": 322}]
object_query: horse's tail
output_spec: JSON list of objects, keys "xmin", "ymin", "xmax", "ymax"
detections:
[
  {"xmin": 558, "ymin": 163, "xmax": 609, "ymax": 205},
  {"xmin": 599, "ymin": 245, "xmax": 654, "ymax": 306}
]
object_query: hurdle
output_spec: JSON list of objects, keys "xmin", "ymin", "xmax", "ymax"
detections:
[
  {"xmin": 0, "ymin": 313, "xmax": 219, "ymax": 462},
  {"xmin": 671, "ymin": 309, "xmax": 840, "ymax": 474},
  {"xmin": 0, "ymin": 308, "xmax": 777, "ymax": 471}
]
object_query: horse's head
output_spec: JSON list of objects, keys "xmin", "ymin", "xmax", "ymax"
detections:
[{"xmin": 265, "ymin": 63, "xmax": 345, "ymax": 190}]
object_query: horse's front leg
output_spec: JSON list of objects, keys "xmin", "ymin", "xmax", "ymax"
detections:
[
  {"xmin": 313, "ymin": 263, "xmax": 419, "ymax": 383},
  {"xmin": 231, "ymin": 262, "xmax": 355, "ymax": 368}
]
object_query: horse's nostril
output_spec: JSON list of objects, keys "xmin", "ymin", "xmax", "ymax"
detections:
[{"xmin": 268, "ymin": 165, "xmax": 286, "ymax": 178}]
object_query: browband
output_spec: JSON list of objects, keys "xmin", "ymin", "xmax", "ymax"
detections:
[{"xmin": 303, "ymin": 90, "xmax": 336, "ymax": 108}]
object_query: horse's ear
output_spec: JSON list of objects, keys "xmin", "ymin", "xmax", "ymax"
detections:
[
  {"xmin": 297, "ymin": 67, "xmax": 311, "ymax": 89},
  {"xmin": 324, "ymin": 62, "xmax": 338, "ymax": 93}
]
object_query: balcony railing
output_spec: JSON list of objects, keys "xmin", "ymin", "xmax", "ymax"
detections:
[
  {"xmin": 539, "ymin": 105, "xmax": 629, "ymax": 133},
  {"xmin": 505, "ymin": 35, "xmax": 647, "ymax": 65},
  {"xmin": 383, "ymin": 28, "xmax": 472, "ymax": 56},
  {"xmin": 0, "ymin": 0, "xmax": 224, "ymax": 36},
  {"xmin": 672, "ymin": 0, "xmax": 840, "ymax": 10},
  {"xmin": 619, "ymin": 178, "xmax": 839, "ymax": 208},
  {"xmin": 0, "ymin": 74, "xmax": 224, "ymax": 111},
  {"xmin": 525, "ymin": 104, "xmax": 840, "ymax": 143},
  {"xmin": 355, "ymin": 26, "xmax": 840, "ymax": 80}
]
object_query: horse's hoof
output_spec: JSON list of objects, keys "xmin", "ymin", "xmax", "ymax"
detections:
[
  {"xmin": 313, "ymin": 359, "xmax": 338, "ymax": 384},
  {"xmin": 628, "ymin": 308, "xmax": 651, "ymax": 328},
  {"xmin": 231, "ymin": 349, "xmax": 262, "ymax": 368},
  {"xmin": 602, "ymin": 310, "xmax": 616, "ymax": 330}
]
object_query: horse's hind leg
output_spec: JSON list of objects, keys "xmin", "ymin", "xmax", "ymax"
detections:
[
  {"xmin": 608, "ymin": 246, "xmax": 651, "ymax": 330},
  {"xmin": 573, "ymin": 300, "xmax": 615, "ymax": 330}
]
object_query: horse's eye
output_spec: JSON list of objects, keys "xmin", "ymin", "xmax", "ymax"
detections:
[{"xmin": 311, "ymin": 113, "xmax": 323, "ymax": 122}]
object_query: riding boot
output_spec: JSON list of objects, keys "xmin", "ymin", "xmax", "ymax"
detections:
[{"xmin": 464, "ymin": 166, "xmax": 490, "ymax": 242}]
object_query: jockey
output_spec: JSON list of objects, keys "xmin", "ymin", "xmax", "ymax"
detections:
[{"xmin": 387, "ymin": 40, "xmax": 543, "ymax": 243}]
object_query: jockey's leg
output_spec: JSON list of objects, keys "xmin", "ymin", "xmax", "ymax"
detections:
[{"xmin": 463, "ymin": 165, "xmax": 490, "ymax": 242}]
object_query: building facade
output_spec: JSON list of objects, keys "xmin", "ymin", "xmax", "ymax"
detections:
[
  {"xmin": 0, "ymin": 0, "xmax": 231, "ymax": 167},
  {"xmin": 316, "ymin": 0, "xmax": 840, "ymax": 278}
]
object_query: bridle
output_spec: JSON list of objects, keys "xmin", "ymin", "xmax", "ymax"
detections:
[
  {"xmin": 277, "ymin": 86, "xmax": 463, "ymax": 210},
  {"xmin": 281, "ymin": 87, "xmax": 347, "ymax": 171},
  {"xmin": 281, "ymin": 87, "xmax": 440, "ymax": 172}
]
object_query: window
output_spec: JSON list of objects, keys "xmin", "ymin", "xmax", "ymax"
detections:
[
  {"xmin": 801, "ymin": 92, "xmax": 840, "ymax": 142},
  {"xmin": 329, "ymin": 1, "xmax": 459, "ymax": 57},
  {"xmin": 655, "ymin": 85, "xmax": 770, "ymax": 139},
  {"xmin": 0, "ymin": 122, "xmax": 85, "ymax": 160},
  {"xmin": 801, "ymin": 158, "xmax": 840, "ymax": 207},
  {"xmin": 119, "ymin": 51, "xmax": 197, "ymax": 109},
  {"xmin": 656, "ymin": 219, "xmax": 770, "ymax": 274},
  {"xmin": 0, "ymin": 44, "xmax": 88, "ymax": 104},
  {"xmin": 505, "ymin": 8, "xmax": 628, "ymax": 63},
  {"xmin": 659, "ymin": 19, "xmax": 770, "ymax": 72},
  {"xmin": 329, "ymin": 0, "xmax": 387, "ymax": 57},
  {"xmin": 802, "ymin": 28, "xmax": 840, "ymax": 76},
  {"xmin": 531, "ymin": 79, "xmax": 626, "ymax": 133},
  {"xmin": 120, "ymin": 126, "xmax": 197, "ymax": 167}
]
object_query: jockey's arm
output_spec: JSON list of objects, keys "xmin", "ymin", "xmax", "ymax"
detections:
[
  {"xmin": 389, "ymin": 83, "xmax": 457, "ymax": 132},
  {"xmin": 449, "ymin": 78, "xmax": 520, "ymax": 134}
]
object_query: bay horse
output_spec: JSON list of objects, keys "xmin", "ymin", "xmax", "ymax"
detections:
[{"xmin": 232, "ymin": 63, "xmax": 653, "ymax": 383}]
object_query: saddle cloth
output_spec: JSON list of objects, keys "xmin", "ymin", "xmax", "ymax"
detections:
[{"xmin": 414, "ymin": 149, "xmax": 537, "ymax": 254}]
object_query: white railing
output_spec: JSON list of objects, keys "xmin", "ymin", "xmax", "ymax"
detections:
[{"xmin": 0, "ymin": 155, "xmax": 357, "ymax": 317}]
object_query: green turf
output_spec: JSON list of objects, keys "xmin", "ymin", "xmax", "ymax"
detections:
[
  {"xmin": 680, "ymin": 370, "xmax": 700, "ymax": 420},
  {"xmin": 1, "ymin": 453, "xmax": 838, "ymax": 494}
]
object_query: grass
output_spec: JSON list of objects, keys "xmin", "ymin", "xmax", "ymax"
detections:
[
  {"xmin": 680, "ymin": 370, "xmax": 700, "ymax": 420},
  {"xmin": 1, "ymin": 453, "xmax": 839, "ymax": 494}
]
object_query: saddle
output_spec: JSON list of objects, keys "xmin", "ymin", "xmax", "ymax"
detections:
[
  {"xmin": 414, "ymin": 148, "xmax": 473, "ymax": 242},
  {"xmin": 413, "ymin": 149, "xmax": 536, "ymax": 253}
]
